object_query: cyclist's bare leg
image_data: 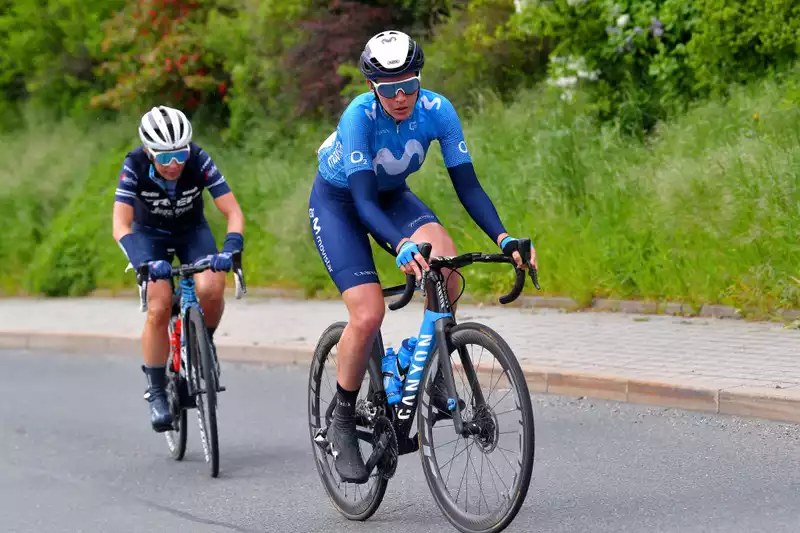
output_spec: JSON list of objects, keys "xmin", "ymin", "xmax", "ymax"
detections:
[
  {"xmin": 195, "ymin": 270, "xmax": 226, "ymax": 334},
  {"xmin": 338, "ymin": 283, "xmax": 385, "ymax": 390},
  {"xmin": 410, "ymin": 222, "xmax": 460, "ymax": 313},
  {"xmin": 328, "ymin": 281, "xmax": 385, "ymax": 482},
  {"xmin": 142, "ymin": 280, "xmax": 172, "ymax": 366},
  {"xmin": 141, "ymin": 279, "xmax": 174, "ymax": 430}
]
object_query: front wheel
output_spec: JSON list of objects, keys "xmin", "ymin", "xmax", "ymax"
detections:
[
  {"xmin": 188, "ymin": 307, "xmax": 220, "ymax": 478},
  {"xmin": 418, "ymin": 322, "xmax": 535, "ymax": 533}
]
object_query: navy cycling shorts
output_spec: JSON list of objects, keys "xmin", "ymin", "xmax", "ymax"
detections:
[
  {"xmin": 132, "ymin": 221, "xmax": 219, "ymax": 265},
  {"xmin": 308, "ymin": 173, "xmax": 440, "ymax": 293}
]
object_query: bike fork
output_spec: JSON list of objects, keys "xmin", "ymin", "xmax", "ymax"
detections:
[{"xmin": 433, "ymin": 317, "xmax": 466, "ymax": 435}]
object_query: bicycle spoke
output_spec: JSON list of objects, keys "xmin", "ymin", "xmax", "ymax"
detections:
[
  {"xmin": 453, "ymin": 441, "xmax": 472, "ymax": 507},
  {"xmin": 490, "ymin": 386, "xmax": 514, "ymax": 411},
  {"xmin": 494, "ymin": 407, "xmax": 522, "ymax": 418},
  {"xmin": 487, "ymin": 368, "xmax": 510, "ymax": 404},
  {"xmin": 484, "ymin": 453, "xmax": 511, "ymax": 495},
  {"xmin": 483, "ymin": 448, "xmax": 504, "ymax": 509},
  {"xmin": 495, "ymin": 442, "xmax": 518, "ymax": 471},
  {"xmin": 445, "ymin": 436, "xmax": 465, "ymax": 486},
  {"xmin": 434, "ymin": 435, "xmax": 464, "ymax": 451},
  {"xmin": 466, "ymin": 441, "xmax": 491, "ymax": 514}
]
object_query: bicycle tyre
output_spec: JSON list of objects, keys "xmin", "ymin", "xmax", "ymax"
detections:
[
  {"xmin": 188, "ymin": 307, "xmax": 220, "ymax": 478},
  {"xmin": 418, "ymin": 322, "xmax": 535, "ymax": 533},
  {"xmin": 307, "ymin": 321, "xmax": 388, "ymax": 521},
  {"xmin": 165, "ymin": 315, "xmax": 188, "ymax": 461}
]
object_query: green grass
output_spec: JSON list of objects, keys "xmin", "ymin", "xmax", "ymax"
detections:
[{"xmin": 3, "ymin": 68, "xmax": 800, "ymax": 315}]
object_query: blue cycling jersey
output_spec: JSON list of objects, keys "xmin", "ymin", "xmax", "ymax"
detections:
[
  {"xmin": 317, "ymin": 89, "xmax": 472, "ymax": 191},
  {"xmin": 313, "ymin": 89, "xmax": 507, "ymax": 252}
]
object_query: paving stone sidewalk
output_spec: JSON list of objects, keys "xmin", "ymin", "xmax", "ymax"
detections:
[{"xmin": 2, "ymin": 296, "xmax": 799, "ymax": 422}]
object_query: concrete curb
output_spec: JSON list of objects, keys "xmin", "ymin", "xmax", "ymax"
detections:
[{"xmin": 3, "ymin": 331, "xmax": 799, "ymax": 425}]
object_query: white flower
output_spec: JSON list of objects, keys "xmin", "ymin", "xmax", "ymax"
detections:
[
  {"xmin": 617, "ymin": 14, "xmax": 630, "ymax": 27},
  {"xmin": 548, "ymin": 76, "xmax": 578, "ymax": 88}
]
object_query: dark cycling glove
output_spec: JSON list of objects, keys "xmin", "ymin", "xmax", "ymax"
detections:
[
  {"xmin": 500, "ymin": 236, "xmax": 521, "ymax": 257},
  {"xmin": 148, "ymin": 260, "xmax": 172, "ymax": 281}
]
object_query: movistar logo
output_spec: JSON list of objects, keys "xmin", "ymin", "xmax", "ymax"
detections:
[{"xmin": 421, "ymin": 95, "xmax": 441, "ymax": 110}]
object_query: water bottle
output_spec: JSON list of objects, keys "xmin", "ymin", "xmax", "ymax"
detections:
[
  {"xmin": 395, "ymin": 336, "xmax": 418, "ymax": 386},
  {"xmin": 382, "ymin": 347, "xmax": 402, "ymax": 405}
]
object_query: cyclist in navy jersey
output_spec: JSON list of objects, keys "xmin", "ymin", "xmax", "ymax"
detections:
[
  {"xmin": 308, "ymin": 30, "xmax": 538, "ymax": 483},
  {"xmin": 113, "ymin": 106, "xmax": 245, "ymax": 433}
]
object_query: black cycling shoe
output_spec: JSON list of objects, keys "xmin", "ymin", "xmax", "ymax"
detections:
[
  {"xmin": 142, "ymin": 365, "xmax": 173, "ymax": 433},
  {"xmin": 144, "ymin": 388, "xmax": 173, "ymax": 432},
  {"xmin": 327, "ymin": 414, "xmax": 369, "ymax": 484}
]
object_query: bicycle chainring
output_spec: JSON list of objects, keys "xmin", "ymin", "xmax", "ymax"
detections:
[{"xmin": 373, "ymin": 415, "xmax": 398, "ymax": 480}]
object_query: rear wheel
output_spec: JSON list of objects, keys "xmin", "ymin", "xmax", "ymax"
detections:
[{"xmin": 308, "ymin": 322, "xmax": 388, "ymax": 521}]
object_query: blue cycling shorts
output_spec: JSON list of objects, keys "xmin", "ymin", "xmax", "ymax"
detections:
[
  {"xmin": 132, "ymin": 221, "xmax": 219, "ymax": 265},
  {"xmin": 308, "ymin": 173, "xmax": 440, "ymax": 293}
]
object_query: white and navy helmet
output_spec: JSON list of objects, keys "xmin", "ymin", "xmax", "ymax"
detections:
[
  {"xmin": 138, "ymin": 105, "xmax": 193, "ymax": 151},
  {"xmin": 359, "ymin": 30, "xmax": 425, "ymax": 80}
]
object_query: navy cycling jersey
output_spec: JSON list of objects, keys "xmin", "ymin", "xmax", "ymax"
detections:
[
  {"xmin": 317, "ymin": 89, "xmax": 472, "ymax": 190},
  {"xmin": 114, "ymin": 143, "xmax": 231, "ymax": 233}
]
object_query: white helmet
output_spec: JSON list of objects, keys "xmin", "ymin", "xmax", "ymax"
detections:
[
  {"xmin": 138, "ymin": 105, "xmax": 192, "ymax": 151},
  {"xmin": 359, "ymin": 30, "xmax": 425, "ymax": 80}
]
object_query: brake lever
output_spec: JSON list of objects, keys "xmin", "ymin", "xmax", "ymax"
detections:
[
  {"xmin": 516, "ymin": 238, "xmax": 540, "ymax": 290},
  {"xmin": 527, "ymin": 262, "xmax": 541, "ymax": 290}
]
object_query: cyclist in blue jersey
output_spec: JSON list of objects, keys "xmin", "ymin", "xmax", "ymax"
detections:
[
  {"xmin": 112, "ymin": 106, "xmax": 245, "ymax": 433},
  {"xmin": 308, "ymin": 30, "xmax": 538, "ymax": 483}
]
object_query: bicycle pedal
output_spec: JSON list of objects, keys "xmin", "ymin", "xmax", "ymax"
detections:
[
  {"xmin": 217, "ymin": 385, "xmax": 226, "ymax": 392},
  {"xmin": 313, "ymin": 427, "xmax": 330, "ymax": 448}
]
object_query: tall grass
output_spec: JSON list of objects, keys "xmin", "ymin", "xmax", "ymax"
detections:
[
  {"xmin": 4, "ymin": 70, "xmax": 800, "ymax": 314},
  {"xmin": 0, "ymin": 110, "xmax": 131, "ymax": 293}
]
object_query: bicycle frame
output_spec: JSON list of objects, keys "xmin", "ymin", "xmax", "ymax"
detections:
[{"xmin": 380, "ymin": 268, "xmax": 470, "ymax": 444}]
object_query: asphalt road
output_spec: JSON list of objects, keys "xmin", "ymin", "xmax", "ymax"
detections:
[{"xmin": 3, "ymin": 348, "xmax": 800, "ymax": 533}]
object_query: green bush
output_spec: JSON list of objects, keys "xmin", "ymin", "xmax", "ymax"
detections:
[
  {"xmin": 420, "ymin": 0, "xmax": 550, "ymax": 108},
  {"xmin": 0, "ymin": 0, "xmax": 124, "ymax": 122},
  {"xmin": 0, "ymin": 111, "xmax": 131, "ymax": 293},
  {"xmin": 687, "ymin": 0, "xmax": 800, "ymax": 95},
  {"xmin": 23, "ymin": 147, "xmax": 132, "ymax": 296},
  {"xmin": 91, "ymin": 0, "xmax": 227, "ymax": 114},
  {"xmin": 510, "ymin": 0, "xmax": 800, "ymax": 134}
]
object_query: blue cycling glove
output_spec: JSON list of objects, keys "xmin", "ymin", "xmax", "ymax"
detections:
[
  {"xmin": 396, "ymin": 241, "xmax": 420, "ymax": 268},
  {"xmin": 210, "ymin": 253, "xmax": 232, "ymax": 272},
  {"xmin": 148, "ymin": 260, "xmax": 172, "ymax": 281}
]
